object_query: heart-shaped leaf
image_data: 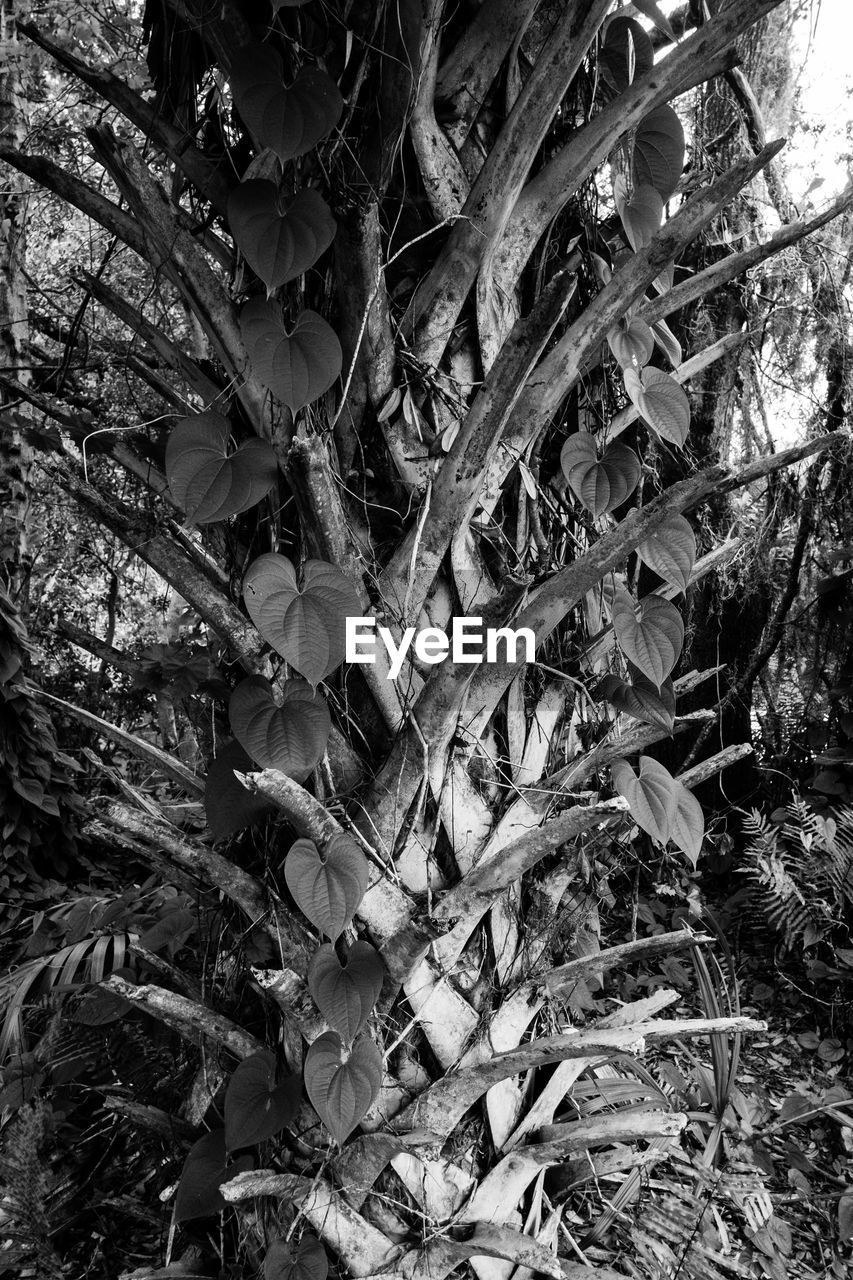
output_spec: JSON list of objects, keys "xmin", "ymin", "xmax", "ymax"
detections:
[
  {"xmin": 284, "ymin": 835, "xmax": 369, "ymax": 941},
  {"xmin": 230, "ymin": 46, "xmax": 343, "ymax": 162},
  {"xmin": 670, "ymin": 782, "xmax": 705, "ymax": 866},
  {"xmin": 598, "ymin": 669, "xmax": 675, "ymax": 733},
  {"xmin": 174, "ymin": 1131, "xmax": 253, "ymax": 1222},
  {"xmin": 308, "ymin": 941, "xmax": 384, "ymax": 1042},
  {"xmin": 166, "ymin": 413, "xmax": 278, "ymax": 524},
  {"xmin": 229, "ymin": 676, "xmax": 331, "ymax": 781},
  {"xmin": 228, "ymin": 183, "xmax": 336, "ymax": 292},
  {"xmin": 608, "ymin": 317, "xmax": 655, "ymax": 370},
  {"xmin": 240, "ymin": 300, "xmax": 342, "ymax": 411},
  {"xmin": 638, "ymin": 513, "xmax": 696, "ymax": 593},
  {"xmin": 243, "ymin": 554, "xmax": 362, "ymax": 685},
  {"xmin": 224, "ymin": 1049, "xmax": 302, "ymax": 1150},
  {"xmin": 265, "ymin": 1235, "xmax": 329, "ymax": 1280},
  {"xmin": 560, "ymin": 433, "xmax": 640, "ymax": 518},
  {"xmin": 611, "ymin": 587, "xmax": 683, "ymax": 686},
  {"xmin": 204, "ymin": 740, "xmax": 275, "ymax": 840},
  {"xmin": 600, "ymin": 16, "xmax": 654, "ymax": 92},
  {"xmin": 611, "ymin": 755, "xmax": 679, "ymax": 845},
  {"xmin": 625, "ymin": 366, "xmax": 691, "ymax": 447},
  {"xmin": 633, "ymin": 104, "xmax": 685, "ymax": 200},
  {"xmin": 614, "ymin": 177, "xmax": 663, "ymax": 252},
  {"xmin": 304, "ymin": 1031, "xmax": 382, "ymax": 1145}
]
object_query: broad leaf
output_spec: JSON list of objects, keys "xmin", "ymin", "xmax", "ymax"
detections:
[
  {"xmin": 560, "ymin": 433, "xmax": 640, "ymax": 518},
  {"xmin": 651, "ymin": 317, "xmax": 682, "ymax": 368},
  {"xmin": 166, "ymin": 413, "xmax": 278, "ymax": 524},
  {"xmin": 600, "ymin": 16, "xmax": 654, "ymax": 92},
  {"xmin": 243, "ymin": 553, "xmax": 362, "ymax": 684},
  {"xmin": 614, "ymin": 177, "xmax": 663, "ymax": 251},
  {"xmin": 611, "ymin": 755, "xmax": 679, "ymax": 845},
  {"xmin": 284, "ymin": 835, "xmax": 369, "ymax": 941},
  {"xmin": 670, "ymin": 782, "xmax": 705, "ymax": 866},
  {"xmin": 632, "ymin": 104, "xmax": 685, "ymax": 200},
  {"xmin": 230, "ymin": 46, "xmax": 343, "ymax": 161},
  {"xmin": 626, "ymin": 366, "xmax": 691, "ymax": 446},
  {"xmin": 240, "ymin": 300, "xmax": 342, "ymax": 411},
  {"xmin": 598, "ymin": 669, "xmax": 675, "ymax": 733},
  {"xmin": 174, "ymin": 1131, "xmax": 253, "ymax": 1222},
  {"xmin": 608, "ymin": 316, "xmax": 655, "ymax": 370},
  {"xmin": 838, "ymin": 1189, "xmax": 853, "ymax": 1244},
  {"xmin": 637, "ymin": 513, "xmax": 696, "ymax": 593},
  {"xmin": 224, "ymin": 1049, "xmax": 301, "ymax": 1150},
  {"xmin": 229, "ymin": 676, "xmax": 331, "ymax": 781},
  {"xmin": 265, "ymin": 1235, "xmax": 329, "ymax": 1280},
  {"xmin": 308, "ymin": 941, "xmax": 384, "ymax": 1042},
  {"xmin": 304, "ymin": 1030, "xmax": 382, "ymax": 1145},
  {"xmin": 204, "ymin": 740, "xmax": 275, "ymax": 840},
  {"xmin": 229, "ymin": 183, "xmax": 336, "ymax": 292},
  {"xmin": 139, "ymin": 907, "xmax": 195, "ymax": 957},
  {"xmin": 611, "ymin": 587, "xmax": 684, "ymax": 685}
]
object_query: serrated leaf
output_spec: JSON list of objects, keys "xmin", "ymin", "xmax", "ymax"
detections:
[
  {"xmin": 560, "ymin": 433, "xmax": 640, "ymax": 518},
  {"xmin": 628, "ymin": 366, "xmax": 691, "ymax": 446},
  {"xmin": 284, "ymin": 835, "xmax": 369, "ymax": 941},
  {"xmin": 614, "ymin": 177, "xmax": 663, "ymax": 251},
  {"xmin": 633, "ymin": 104, "xmax": 685, "ymax": 200},
  {"xmin": 598, "ymin": 669, "xmax": 675, "ymax": 732},
  {"xmin": 600, "ymin": 16, "xmax": 654, "ymax": 91},
  {"xmin": 230, "ymin": 46, "xmax": 343, "ymax": 162},
  {"xmin": 229, "ymin": 676, "xmax": 331, "ymax": 781},
  {"xmin": 265, "ymin": 1235, "xmax": 329, "ymax": 1280},
  {"xmin": 637, "ymin": 513, "xmax": 696, "ymax": 593},
  {"xmin": 240, "ymin": 300, "xmax": 342, "ymax": 411},
  {"xmin": 304, "ymin": 1031, "xmax": 382, "ymax": 1145},
  {"xmin": 174, "ymin": 1131, "xmax": 253, "ymax": 1222},
  {"xmin": 228, "ymin": 183, "xmax": 336, "ymax": 291},
  {"xmin": 204, "ymin": 740, "xmax": 275, "ymax": 840},
  {"xmin": 611, "ymin": 755, "xmax": 679, "ymax": 844},
  {"xmin": 611, "ymin": 587, "xmax": 683, "ymax": 685},
  {"xmin": 242, "ymin": 554, "xmax": 361, "ymax": 685},
  {"xmin": 608, "ymin": 317, "xmax": 655, "ymax": 370},
  {"xmin": 670, "ymin": 781, "xmax": 704, "ymax": 866},
  {"xmin": 166, "ymin": 413, "xmax": 278, "ymax": 524},
  {"xmin": 224, "ymin": 1050, "xmax": 301, "ymax": 1151},
  {"xmin": 308, "ymin": 941, "xmax": 384, "ymax": 1042}
]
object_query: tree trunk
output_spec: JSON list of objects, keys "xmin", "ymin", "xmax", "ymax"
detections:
[{"xmin": 0, "ymin": 0, "xmax": 32, "ymax": 606}]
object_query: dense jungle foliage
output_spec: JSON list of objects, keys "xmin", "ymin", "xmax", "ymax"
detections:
[{"xmin": 0, "ymin": 0, "xmax": 851, "ymax": 1277}]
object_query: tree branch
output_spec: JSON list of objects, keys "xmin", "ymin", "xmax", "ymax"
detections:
[
  {"xmin": 102, "ymin": 974, "xmax": 263, "ymax": 1058},
  {"xmin": 379, "ymin": 265, "xmax": 578, "ymax": 622},
  {"xmin": 18, "ymin": 20, "xmax": 232, "ymax": 214},
  {"xmin": 75, "ymin": 270, "xmax": 223, "ymax": 406},
  {"xmin": 42, "ymin": 448, "xmax": 265, "ymax": 667},
  {"xmin": 410, "ymin": 0, "xmax": 610, "ymax": 368},
  {"xmin": 34, "ymin": 689, "xmax": 204, "ymax": 796}
]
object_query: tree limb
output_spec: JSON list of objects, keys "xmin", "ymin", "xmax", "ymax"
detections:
[
  {"xmin": 18, "ymin": 19, "xmax": 232, "ymax": 214},
  {"xmin": 103, "ymin": 974, "xmax": 263, "ymax": 1058}
]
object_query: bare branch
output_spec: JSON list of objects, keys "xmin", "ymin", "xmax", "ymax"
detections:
[
  {"xmin": 379, "ymin": 265, "xmax": 578, "ymax": 621},
  {"xmin": 103, "ymin": 975, "xmax": 264, "ymax": 1058},
  {"xmin": 18, "ymin": 20, "xmax": 231, "ymax": 214},
  {"xmin": 34, "ymin": 689, "xmax": 204, "ymax": 796}
]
